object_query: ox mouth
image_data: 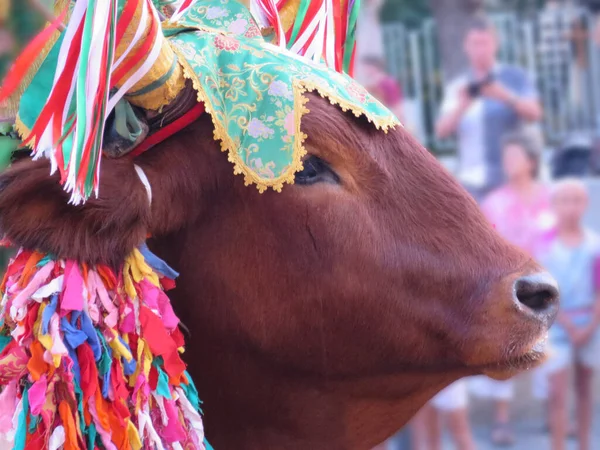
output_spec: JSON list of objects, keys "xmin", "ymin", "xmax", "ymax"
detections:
[{"xmin": 482, "ymin": 333, "xmax": 549, "ymax": 381}]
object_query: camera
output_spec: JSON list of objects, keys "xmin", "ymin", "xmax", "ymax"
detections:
[{"xmin": 467, "ymin": 73, "xmax": 495, "ymax": 98}]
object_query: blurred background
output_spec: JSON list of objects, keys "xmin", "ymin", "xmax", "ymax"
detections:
[
  {"xmin": 2, "ymin": 0, "xmax": 600, "ymax": 449},
  {"xmin": 354, "ymin": 1, "xmax": 600, "ymax": 449}
]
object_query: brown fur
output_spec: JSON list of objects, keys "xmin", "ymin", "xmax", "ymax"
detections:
[
  {"xmin": 0, "ymin": 158, "xmax": 149, "ymax": 267},
  {"xmin": 0, "ymin": 95, "xmax": 555, "ymax": 449}
]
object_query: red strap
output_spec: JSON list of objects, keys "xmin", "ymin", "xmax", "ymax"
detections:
[{"xmin": 129, "ymin": 102, "xmax": 205, "ymax": 157}]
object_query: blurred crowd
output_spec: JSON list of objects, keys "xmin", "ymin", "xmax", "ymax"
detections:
[{"xmin": 358, "ymin": 1, "xmax": 600, "ymax": 450}]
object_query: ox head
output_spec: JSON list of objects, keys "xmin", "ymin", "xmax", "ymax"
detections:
[{"xmin": 0, "ymin": 94, "xmax": 557, "ymax": 448}]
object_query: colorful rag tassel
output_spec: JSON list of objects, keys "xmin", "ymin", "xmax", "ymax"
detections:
[{"xmin": 0, "ymin": 244, "xmax": 206, "ymax": 450}]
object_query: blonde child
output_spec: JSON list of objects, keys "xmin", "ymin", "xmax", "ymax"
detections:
[{"xmin": 541, "ymin": 179, "xmax": 600, "ymax": 450}]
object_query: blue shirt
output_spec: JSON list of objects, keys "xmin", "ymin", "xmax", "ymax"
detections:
[
  {"xmin": 440, "ymin": 65, "xmax": 538, "ymax": 192},
  {"xmin": 540, "ymin": 229, "xmax": 600, "ymax": 341}
]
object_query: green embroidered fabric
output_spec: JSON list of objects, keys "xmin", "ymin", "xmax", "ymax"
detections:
[{"xmin": 164, "ymin": 0, "xmax": 399, "ymax": 191}]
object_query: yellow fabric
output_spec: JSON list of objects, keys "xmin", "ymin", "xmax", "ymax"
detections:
[
  {"xmin": 130, "ymin": 249, "xmax": 160, "ymax": 287},
  {"xmin": 107, "ymin": 329, "xmax": 134, "ymax": 362},
  {"xmin": 122, "ymin": 262, "xmax": 137, "ymax": 300},
  {"xmin": 115, "ymin": 1, "xmax": 185, "ymax": 110},
  {"xmin": 38, "ymin": 334, "xmax": 61, "ymax": 367},
  {"xmin": 0, "ymin": 0, "xmax": 10, "ymax": 23},
  {"xmin": 126, "ymin": 420, "xmax": 143, "ymax": 450},
  {"xmin": 34, "ymin": 302, "xmax": 47, "ymax": 336}
]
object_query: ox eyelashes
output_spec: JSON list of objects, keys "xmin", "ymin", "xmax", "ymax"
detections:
[{"xmin": 296, "ymin": 155, "xmax": 340, "ymax": 185}]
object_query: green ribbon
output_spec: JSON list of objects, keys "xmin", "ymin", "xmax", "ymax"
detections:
[
  {"xmin": 0, "ymin": 335, "xmax": 11, "ymax": 353},
  {"xmin": 288, "ymin": 0, "xmax": 311, "ymax": 47},
  {"xmin": 88, "ymin": 1, "xmax": 119, "ymax": 197},
  {"xmin": 87, "ymin": 422, "xmax": 97, "ymax": 449},
  {"xmin": 181, "ymin": 370, "xmax": 202, "ymax": 412},
  {"xmin": 152, "ymin": 358, "xmax": 173, "ymax": 399},
  {"xmin": 73, "ymin": 0, "xmax": 96, "ymax": 179},
  {"xmin": 113, "ymin": 99, "xmax": 144, "ymax": 146},
  {"xmin": 343, "ymin": 0, "xmax": 360, "ymax": 73},
  {"xmin": 14, "ymin": 385, "xmax": 29, "ymax": 450}
]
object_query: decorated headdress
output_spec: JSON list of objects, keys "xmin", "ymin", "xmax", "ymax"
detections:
[{"xmin": 0, "ymin": 0, "xmax": 398, "ymax": 448}]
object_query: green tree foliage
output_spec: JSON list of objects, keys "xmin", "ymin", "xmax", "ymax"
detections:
[
  {"xmin": 381, "ymin": 0, "xmax": 548, "ymax": 26},
  {"xmin": 1, "ymin": 1, "xmax": 47, "ymax": 76},
  {"xmin": 9, "ymin": 1, "xmax": 46, "ymax": 44},
  {"xmin": 380, "ymin": 0, "xmax": 431, "ymax": 26}
]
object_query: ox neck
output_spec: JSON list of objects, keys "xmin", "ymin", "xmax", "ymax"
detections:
[{"xmin": 191, "ymin": 342, "xmax": 456, "ymax": 450}]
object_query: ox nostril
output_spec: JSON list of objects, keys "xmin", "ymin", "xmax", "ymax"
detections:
[{"xmin": 514, "ymin": 273, "xmax": 559, "ymax": 314}]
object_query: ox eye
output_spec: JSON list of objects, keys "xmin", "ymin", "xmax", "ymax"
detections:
[{"xmin": 295, "ymin": 155, "xmax": 339, "ymax": 185}]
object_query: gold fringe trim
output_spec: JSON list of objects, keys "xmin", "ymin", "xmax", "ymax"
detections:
[
  {"xmin": 171, "ymin": 42, "xmax": 398, "ymax": 193},
  {"xmin": 14, "ymin": 115, "xmax": 35, "ymax": 142},
  {"xmin": 14, "ymin": 115, "xmax": 32, "ymax": 146},
  {"xmin": 294, "ymin": 80, "xmax": 398, "ymax": 133},
  {"xmin": 54, "ymin": 0, "xmax": 72, "ymax": 15}
]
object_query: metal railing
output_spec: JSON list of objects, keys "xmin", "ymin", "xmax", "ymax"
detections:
[{"xmin": 383, "ymin": 8, "xmax": 600, "ymax": 153}]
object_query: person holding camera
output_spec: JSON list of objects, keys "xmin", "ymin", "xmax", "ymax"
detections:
[{"xmin": 436, "ymin": 16, "xmax": 542, "ymax": 202}]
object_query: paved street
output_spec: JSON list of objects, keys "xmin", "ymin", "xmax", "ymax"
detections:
[
  {"xmin": 463, "ymin": 371, "xmax": 600, "ymax": 450},
  {"xmin": 385, "ymin": 371, "xmax": 600, "ymax": 450}
]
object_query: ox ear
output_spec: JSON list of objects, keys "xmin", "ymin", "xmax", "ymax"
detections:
[
  {"xmin": 133, "ymin": 116, "xmax": 221, "ymax": 236},
  {"xmin": 0, "ymin": 157, "xmax": 150, "ymax": 267},
  {"xmin": 0, "ymin": 115, "xmax": 215, "ymax": 266}
]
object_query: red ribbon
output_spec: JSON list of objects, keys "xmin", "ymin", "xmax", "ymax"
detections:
[{"xmin": 129, "ymin": 102, "xmax": 205, "ymax": 157}]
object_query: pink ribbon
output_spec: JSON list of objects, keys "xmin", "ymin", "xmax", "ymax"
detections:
[
  {"xmin": 89, "ymin": 271, "xmax": 118, "ymax": 328},
  {"xmin": 139, "ymin": 280, "xmax": 178, "ymax": 330},
  {"xmin": 28, "ymin": 374, "xmax": 47, "ymax": 416},
  {"xmin": 160, "ymin": 399, "xmax": 187, "ymax": 443},
  {"xmin": 60, "ymin": 261, "xmax": 84, "ymax": 313},
  {"xmin": 0, "ymin": 380, "xmax": 18, "ymax": 432},
  {"xmin": 10, "ymin": 261, "xmax": 55, "ymax": 321}
]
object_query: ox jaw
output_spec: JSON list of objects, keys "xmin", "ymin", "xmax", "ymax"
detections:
[{"xmin": 482, "ymin": 332, "xmax": 549, "ymax": 381}]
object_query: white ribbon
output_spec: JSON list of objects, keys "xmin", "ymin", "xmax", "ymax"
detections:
[
  {"xmin": 134, "ymin": 164, "xmax": 153, "ymax": 206},
  {"xmin": 138, "ymin": 407, "xmax": 166, "ymax": 450},
  {"xmin": 176, "ymin": 387, "xmax": 206, "ymax": 449},
  {"xmin": 48, "ymin": 426, "xmax": 66, "ymax": 450},
  {"xmin": 31, "ymin": 275, "xmax": 64, "ymax": 301}
]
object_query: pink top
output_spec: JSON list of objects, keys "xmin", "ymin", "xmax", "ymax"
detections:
[{"xmin": 481, "ymin": 184, "xmax": 556, "ymax": 257}]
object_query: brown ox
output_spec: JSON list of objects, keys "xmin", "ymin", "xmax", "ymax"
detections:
[{"xmin": 0, "ymin": 95, "xmax": 557, "ymax": 449}]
